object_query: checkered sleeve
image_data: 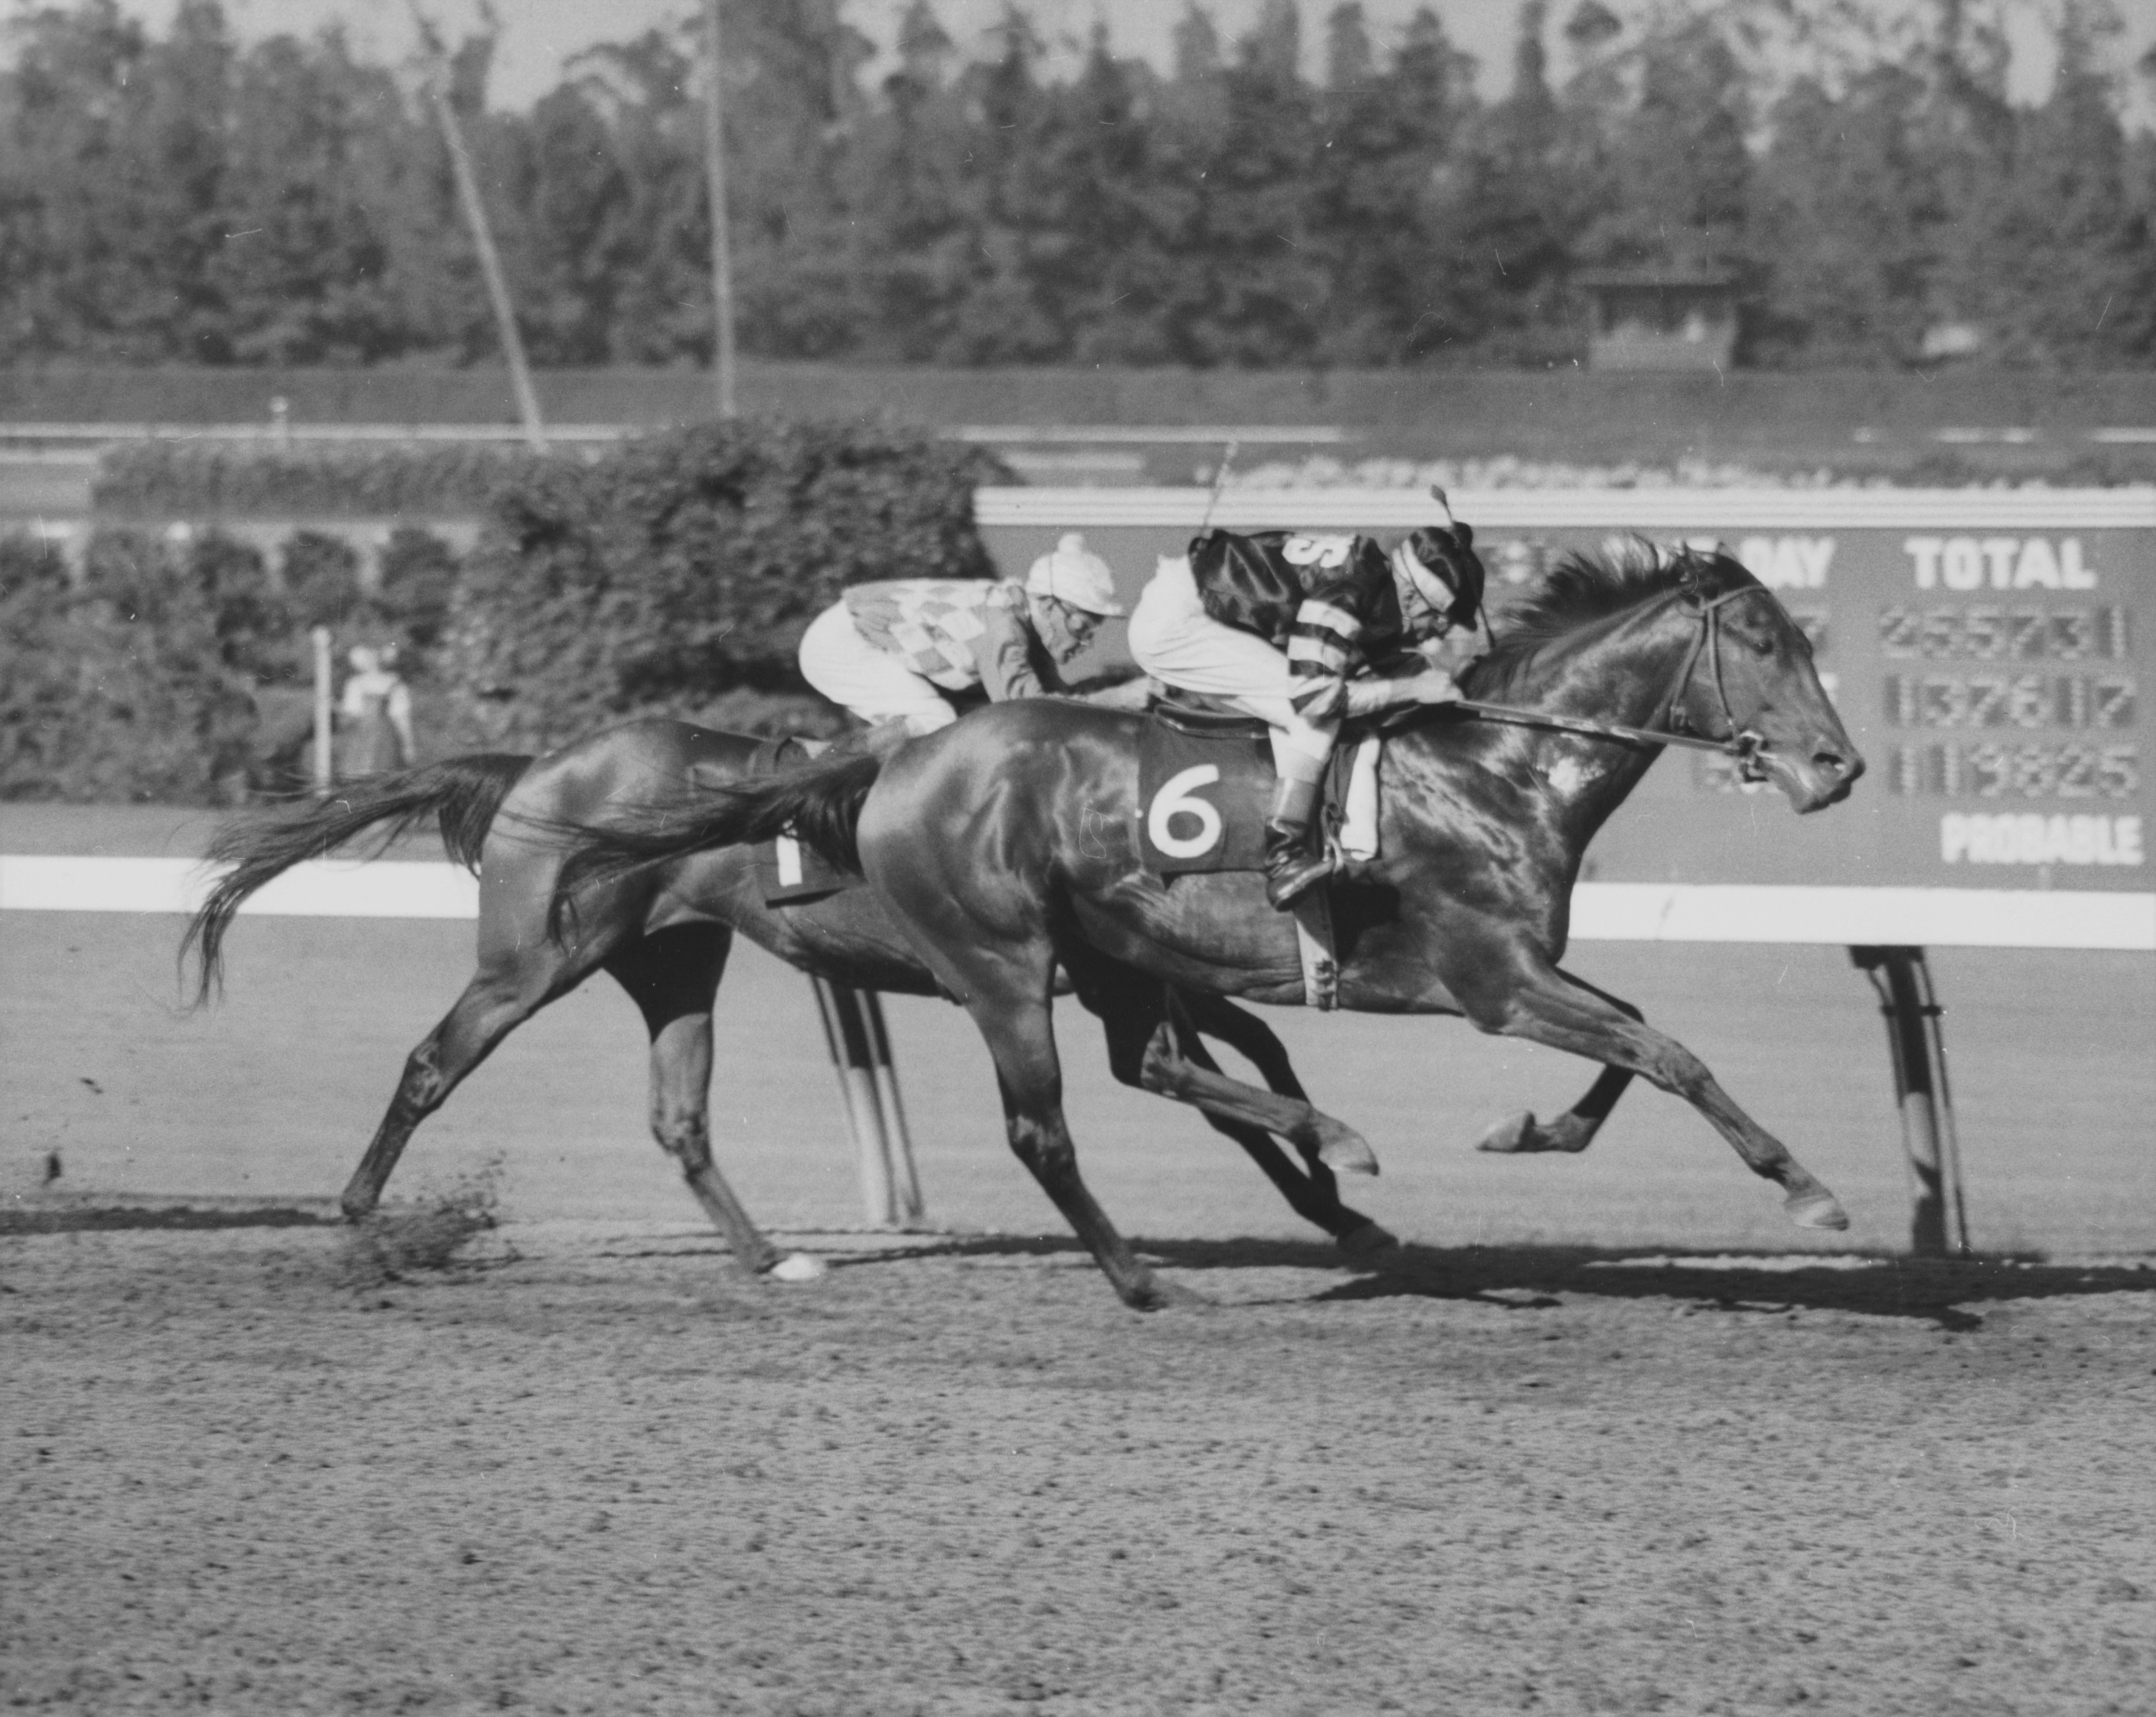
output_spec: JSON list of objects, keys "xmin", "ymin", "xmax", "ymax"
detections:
[{"xmin": 975, "ymin": 596, "xmax": 1045, "ymax": 702}]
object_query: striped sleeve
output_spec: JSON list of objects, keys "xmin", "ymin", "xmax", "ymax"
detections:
[{"xmin": 1287, "ymin": 596, "xmax": 1360, "ymax": 718}]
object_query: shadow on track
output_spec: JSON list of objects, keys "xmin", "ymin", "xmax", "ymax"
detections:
[{"xmin": 824, "ymin": 1233, "xmax": 2154, "ymax": 1332}]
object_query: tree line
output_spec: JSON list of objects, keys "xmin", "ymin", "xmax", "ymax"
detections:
[{"xmin": 4, "ymin": 0, "xmax": 2154, "ymax": 371}]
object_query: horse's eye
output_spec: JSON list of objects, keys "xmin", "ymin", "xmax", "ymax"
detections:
[{"xmin": 1750, "ymin": 635, "xmax": 1776, "ymax": 657}]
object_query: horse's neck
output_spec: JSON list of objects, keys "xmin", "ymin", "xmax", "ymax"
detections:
[
  {"xmin": 1413, "ymin": 598, "xmax": 1688, "ymax": 846},
  {"xmin": 1512, "ymin": 599, "xmax": 1684, "ymax": 732}
]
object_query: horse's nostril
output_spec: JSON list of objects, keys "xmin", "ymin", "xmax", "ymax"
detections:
[{"xmin": 1814, "ymin": 750, "xmax": 1849, "ymax": 777}]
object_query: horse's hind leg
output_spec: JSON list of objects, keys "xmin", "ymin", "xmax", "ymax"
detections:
[
  {"xmin": 603, "ymin": 925, "xmax": 822, "ymax": 1282},
  {"xmin": 1475, "ymin": 1063, "xmax": 1635, "ymax": 1155},
  {"xmin": 1160, "ymin": 992, "xmax": 1398, "ymax": 1257},
  {"xmin": 1463, "ymin": 950, "xmax": 1847, "ymax": 1229},
  {"xmin": 1476, "ymin": 970, "xmax": 1641, "ymax": 1156},
  {"xmin": 341, "ymin": 968, "xmax": 555, "ymax": 1220},
  {"xmin": 343, "ymin": 849, "xmax": 633, "ymax": 1220}
]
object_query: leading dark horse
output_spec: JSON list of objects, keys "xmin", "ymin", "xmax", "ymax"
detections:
[
  {"xmin": 553, "ymin": 545, "xmax": 1866, "ymax": 1308},
  {"xmin": 185, "ymin": 719, "xmax": 1392, "ymax": 1280}
]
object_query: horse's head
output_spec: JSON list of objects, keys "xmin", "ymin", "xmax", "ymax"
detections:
[{"xmin": 1667, "ymin": 552, "xmax": 1863, "ymax": 813}]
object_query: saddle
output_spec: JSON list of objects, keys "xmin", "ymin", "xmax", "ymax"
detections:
[
  {"xmin": 1137, "ymin": 696, "xmax": 1364, "ymax": 880},
  {"xmin": 745, "ymin": 736, "xmax": 861, "ymax": 907},
  {"xmin": 1138, "ymin": 697, "xmax": 1367, "ymax": 1011}
]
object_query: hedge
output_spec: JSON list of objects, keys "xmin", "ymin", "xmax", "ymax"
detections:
[
  {"xmin": 9, "ymin": 422, "xmax": 1005, "ymax": 797},
  {"xmin": 0, "ymin": 525, "xmax": 469, "ymax": 802},
  {"xmin": 92, "ymin": 441, "xmax": 572, "ymax": 521},
  {"xmin": 440, "ymin": 418, "xmax": 1011, "ymax": 752},
  {"xmin": 1, "ymin": 532, "xmax": 262, "ymax": 802}
]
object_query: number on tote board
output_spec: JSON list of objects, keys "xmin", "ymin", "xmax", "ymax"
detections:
[
  {"xmin": 1878, "ymin": 606, "xmax": 2131, "ymax": 662},
  {"xmin": 1881, "ymin": 675, "xmax": 2136, "ymax": 730},
  {"xmin": 1696, "ymin": 743, "xmax": 2140, "ymax": 800}
]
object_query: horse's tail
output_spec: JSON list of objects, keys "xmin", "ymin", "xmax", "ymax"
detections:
[
  {"xmin": 549, "ymin": 750, "xmax": 886, "ymax": 942},
  {"xmin": 182, "ymin": 753, "xmax": 534, "ymax": 1004}
]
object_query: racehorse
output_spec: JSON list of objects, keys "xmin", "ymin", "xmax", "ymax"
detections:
[
  {"xmin": 183, "ymin": 719, "xmax": 1394, "ymax": 1280},
  {"xmin": 549, "ymin": 545, "xmax": 1866, "ymax": 1308}
]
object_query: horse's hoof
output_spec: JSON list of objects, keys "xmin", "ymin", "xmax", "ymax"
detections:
[
  {"xmin": 1128, "ymin": 1275, "xmax": 1211, "ymax": 1312},
  {"xmin": 766, "ymin": 1252, "xmax": 828, "ymax": 1282},
  {"xmin": 1337, "ymin": 1222, "xmax": 1401, "ymax": 1262},
  {"xmin": 1474, "ymin": 1111, "xmax": 1539, "ymax": 1154},
  {"xmin": 1784, "ymin": 1190, "xmax": 1850, "ymax": 1231},
  {"xmin": 338, "ymin": 1194, "xmax": 378, "ymax": 1224},
  {"xmin": 1316, "ymin": 1124, "xmax": 1380, "ymax": 1177}
]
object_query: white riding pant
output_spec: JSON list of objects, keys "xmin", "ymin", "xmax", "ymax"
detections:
[
  {"xmin": 797, "ymin": 601, "xmax": 958, "ymax": 736},
  {"xmin": 1128, "ymin": 556, "xmax": 1337, "ymax": 779},
  {"xmin": 1128, "ymin": 555, "xmax": 1381, "ymax": 859}
]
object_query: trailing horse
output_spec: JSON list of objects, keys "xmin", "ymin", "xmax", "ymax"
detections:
[
  {"xmin": 552, "ymin": 545, "xmax": 1865, "ymax": 1308},
  {"xmin": 184, "ymin": 720, "xmax": 1391, "ymax": 1279}
]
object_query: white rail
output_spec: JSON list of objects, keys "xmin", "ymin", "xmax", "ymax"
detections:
[
  {"xmin": 976, "ymin": 485, "xmax": 2156, "ymax": 531},
  {"xmin": 4, "ymin": 855, "xmax": 2148, "ymax": 950}
]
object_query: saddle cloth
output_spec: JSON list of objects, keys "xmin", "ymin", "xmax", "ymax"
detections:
[
  {"xmin": 747, "ymin": 736, "xmax": 861, "ymax": 907},
  {"xmin": 1136, "ymin": 702, "xmax": 1374, "ymax": 879}
]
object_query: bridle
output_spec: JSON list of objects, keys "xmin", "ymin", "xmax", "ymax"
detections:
[
  {"xmin": 1448, "ymin": 573, "xmax": 1780, "ymax": 778},
  {"xmin": 1658, "ymin": 573, "xmax": 1779, "ymax": 772}
]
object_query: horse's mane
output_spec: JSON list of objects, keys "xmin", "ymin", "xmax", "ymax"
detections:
[{"xmin": 1459, "ymin": 538, "xmax": 1747, "ymax": 703}]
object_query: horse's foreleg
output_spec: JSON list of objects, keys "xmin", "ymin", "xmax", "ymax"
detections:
[
  {"xmin": 972, "ymin": 969, "xmax": 1190, "ymax": 1311},
  {"xmin": 1464, "ymin": 956, "xmax": 1847, "ymax": 1230},
  {"xmin": 605, "ymin": 927, "xmax": 822, "ymax": 1282},
  {"xmin": 1165, "ymin": 994, "xmax": 1396, "ymax": 1254}
]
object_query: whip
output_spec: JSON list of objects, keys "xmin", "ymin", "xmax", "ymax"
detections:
[{"xmin": 1198, "ymin": 440, "xmax": 1239, "ymax": 534}]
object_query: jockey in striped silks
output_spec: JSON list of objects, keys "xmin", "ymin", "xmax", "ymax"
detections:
[{"xmin": 1126, "ymin": 522, "xmax": 1485, "ymax": 908}]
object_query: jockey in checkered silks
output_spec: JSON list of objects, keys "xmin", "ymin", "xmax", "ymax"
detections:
[
  {"xmin": 1128, "ymin": 522, "xmax": 1486, "ymax": 908},
  {"xmin": 799, "ymin": 534, "xmax": 1127, "ymax": 742}
]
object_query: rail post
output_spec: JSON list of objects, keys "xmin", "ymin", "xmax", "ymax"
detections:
[
  {"xmin": 811, "ymin": 979, "xmax": 924, "ymax": 1229},
  {"xmin": 310, "ymin": 625, "xmax": 335, "ymax": 791},
  {"xmin": 1850, "ymin": 946, "xmax": 1970, "ymax": 1258},
  {"xmin": 854, "ymin": 989, "xmax": 924, "ymax": 1225}
]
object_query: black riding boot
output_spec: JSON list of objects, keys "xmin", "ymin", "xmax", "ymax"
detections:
[{"xmin": 1263, "ymin": 775, "xmax": 1332, "ymax": 909}]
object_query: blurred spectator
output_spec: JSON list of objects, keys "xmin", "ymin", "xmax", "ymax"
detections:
[{"xmin": 339, "ymin": 643, "xmax": 415, "ymax": 777}]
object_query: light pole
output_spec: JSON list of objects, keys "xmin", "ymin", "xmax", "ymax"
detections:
[
  {"xmin": 408, "ymin": 2, "xmax": 546, "ymax": 449},
  {"xmin": 703, "ymin": 0, "xmax": 738, "ymax": 419}
]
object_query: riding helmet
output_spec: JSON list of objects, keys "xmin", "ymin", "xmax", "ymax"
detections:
[{"xmin": 1396, "ymin": 523, "xmax": 1485, "ymax": 630}]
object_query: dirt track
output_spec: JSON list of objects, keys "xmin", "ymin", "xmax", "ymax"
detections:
[{"xmin": 5, "ymin": 1219, "xmax": 2151, "ymax": 1715}]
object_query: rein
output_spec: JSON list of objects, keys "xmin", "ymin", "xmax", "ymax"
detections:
[
  {"xmin": 1449, "ymin": 577, "xmax": 1779, "ymax": 772},
  {"xmin": 1446, "ymin": 699, "xmax": 1741, "ymax": 757}
]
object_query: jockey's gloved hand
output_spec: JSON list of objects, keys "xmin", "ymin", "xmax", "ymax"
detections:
[{"xmin": 1412, "ymin": 668, "xmax": 1461, "ymax": 705}]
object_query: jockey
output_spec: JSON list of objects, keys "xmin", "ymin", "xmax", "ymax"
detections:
[
  {"xmin": 1127, "ymin": 519, "xmax": 1485, "ymax": 907},
  {"xmin": 799, "ymin": 533, "xmax": 1126, "ymax": 739}
]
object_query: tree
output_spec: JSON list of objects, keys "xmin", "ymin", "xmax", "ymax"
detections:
[
  {"xmin": 0, "ymin": 0, "xmax": 213, "ymax": 362},
  {"xmin": 1964, "ymin": 2, "xmax": 2152, "ymax": 364},
  {"xmin": 1438, "ymin": 0, "xmax": 1580, "ymax": 360},
  {"xmin": 1306, "ymin": 7, "xmax": 1478, "ymax": 361},
  {"xmin": 1324, "ymin": 4, "xmax": 1373, "ymax": 90},
  {"xmin": 1749, "ymin": 68, "xmax": 1941, "ymax": 365},
  {"xmin": 1577, "ymin": 14, "xmax": 1751, "ymax": 273},
  {"xmin": 206, "ymin": 30, "xmax": 413, "ymax": 363}
]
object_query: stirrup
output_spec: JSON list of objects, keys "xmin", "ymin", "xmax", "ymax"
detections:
[{"xmin": 1265, "ymin": 849, "xmax": 1334, "ymax": 910}]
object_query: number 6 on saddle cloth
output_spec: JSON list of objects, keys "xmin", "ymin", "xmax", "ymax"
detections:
[{"xmin": 1137, "ymin": 704, "xmax": 1384, "ymax": 877}]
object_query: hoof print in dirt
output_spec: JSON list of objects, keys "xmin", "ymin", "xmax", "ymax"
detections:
[{"xmin": 340, "ymin": 1179, "xmax": 502, "ymax": 1287}]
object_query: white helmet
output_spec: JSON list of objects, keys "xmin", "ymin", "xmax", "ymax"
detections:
[{"xmin": 1025, "ymin": 533, "xmax": 1126, "ymax": 617}]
